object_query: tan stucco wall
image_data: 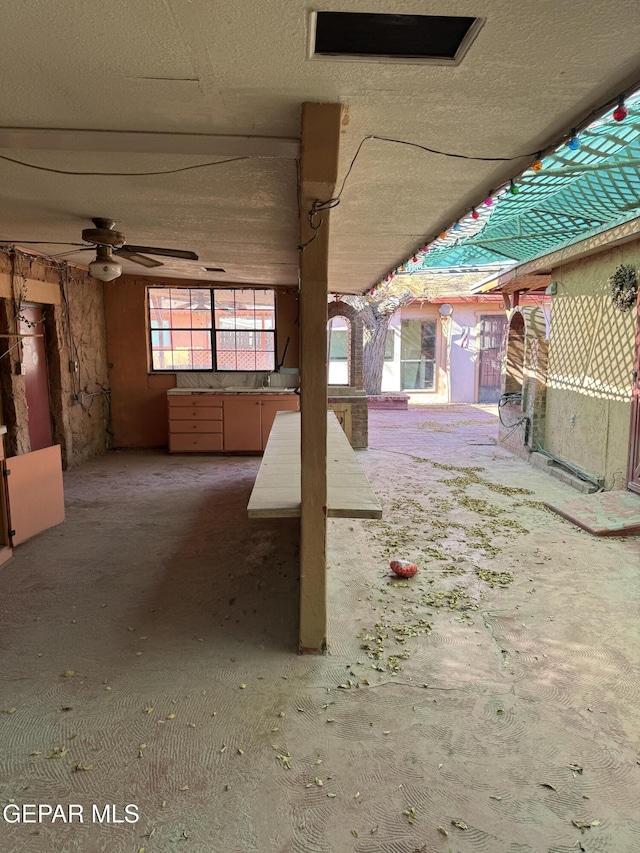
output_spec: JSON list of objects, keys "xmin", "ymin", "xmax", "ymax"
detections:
[{"xmin": 545, "ymin": 239, "xmax": 639, "ymax": 488}]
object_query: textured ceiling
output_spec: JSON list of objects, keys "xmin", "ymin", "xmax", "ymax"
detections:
[{"xmin": 0, "ymin": 0, "xmax": 639, "ymax": 292}]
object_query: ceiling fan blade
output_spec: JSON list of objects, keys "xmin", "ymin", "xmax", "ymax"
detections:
[
  {"xmin": 115, "ymin": 249, "xmax": 163, "ymax": 268},
  {"xmin": 49, "ymin": 246, "xmax": 94, "ymax": 259},
  {"xmin": 120, "ymin": 244, "xmax": 199, "ymax": 261},
  {"xmin": 0, "ymin": 240, "xmax": 88, "ymax": 247}
]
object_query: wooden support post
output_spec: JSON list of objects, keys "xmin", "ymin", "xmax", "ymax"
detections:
[{"xmin": 298, "ymin": 102, "xmax": 344, "ymax": 653}]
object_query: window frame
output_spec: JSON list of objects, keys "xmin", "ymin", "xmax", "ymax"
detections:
[
  {"xmin": 384, "ymin": 328, "xmax": 395, "ymax": 362},
  {"xmin": 400, "ymin": 318, "xmax": 438, "ymax": 391},
  {"xmin": 327, "ymin": 328, "xmax": 349, "ymax": 362},
  {"xmin": 147, "ymin": 286, "xmax": 277, "ymax": 374}
]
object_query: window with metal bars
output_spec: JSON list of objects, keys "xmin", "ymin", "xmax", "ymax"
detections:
[{"xmin": 148, "ymin": 287, "xmax": 276, "ymax": 372}]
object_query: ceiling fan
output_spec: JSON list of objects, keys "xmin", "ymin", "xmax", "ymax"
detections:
[{"xmin": 5, "ymin": 218, "xmax": 199, "ymax": 282}]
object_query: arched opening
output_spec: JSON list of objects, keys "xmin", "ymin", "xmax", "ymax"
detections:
[
  {"xmin": 326, "ymin": 300, "xmax": 368, "ymax": 448},
  {"xmin": 327, "ymin": 316, "xmax": 351, "ymax": 385}
]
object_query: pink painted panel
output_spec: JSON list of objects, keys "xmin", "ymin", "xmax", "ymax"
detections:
[{"xmin": 6, "ymin": 446, "xmax": 65, "ymax": 545}]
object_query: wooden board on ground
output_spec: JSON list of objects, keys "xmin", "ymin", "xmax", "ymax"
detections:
[
  {"xmin": 247, "ymin": 411, "xmax": 382, "ymax": 520},
  {"xmin": 7, "ymin": 445, "xmax": 65, "ymax": 545}
]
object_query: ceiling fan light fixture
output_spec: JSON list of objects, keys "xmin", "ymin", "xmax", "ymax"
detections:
[
  {"xmin": 89, "ymin": 246, "xmax": 122, "ymax": 282},
  {"xmin": 89, "ymin": 257, "xmax": 122, "ymax": 282}
]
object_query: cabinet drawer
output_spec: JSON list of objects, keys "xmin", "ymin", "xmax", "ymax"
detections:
[
  {"xmin": 168, "ymin": 395, "xmax": 224, "ymax": 408},
  {"xmin": 169, "ymin": 420, "xmax": 223, "ymax": 434},
  {"xmin": 169, "ymin": 406, "xmax": 223, "ymax": 421},
  {"xmin": 169, "ymin": 433, "xmax": 223, "ymax": 452}
]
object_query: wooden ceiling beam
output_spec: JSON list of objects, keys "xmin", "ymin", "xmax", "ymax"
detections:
[{"xmin": 0, "ymin": 128, "xmax": 300, "ymax": 160}]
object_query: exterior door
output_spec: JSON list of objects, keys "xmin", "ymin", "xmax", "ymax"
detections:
[
  {"xmin": 478, "ymin": 314, "xmax": 508, "ymax": 403},
  {"xmin": 627, "ymin": 296, "xmax": 640, "ymax": 493},
  {"xmin": 20, "ymin": 306, "xmax": 53, "ymax": 451}
]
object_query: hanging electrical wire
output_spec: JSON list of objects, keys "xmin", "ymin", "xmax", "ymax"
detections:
[
  {"xmin": 357, "ymin": 84, "xmax": 640, "ymax": 291},
  {"xmin": 0, "ymin": 81, "xmax": 637, "ymax": 286},
  {"xmin": 0, "ymin": 154, "xmax": 249, "ymax": 177}
]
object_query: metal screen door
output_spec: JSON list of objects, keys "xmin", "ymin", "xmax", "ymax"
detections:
[{"xmin": 478, "ymin": 314, "xmax": 507, "ymax": 403}]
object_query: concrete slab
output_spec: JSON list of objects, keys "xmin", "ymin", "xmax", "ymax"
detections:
[
  {"xmin": 545, "ymin": 489, "xmax": 640, "ymax": 535},
  {"xmin": 0, "ymin": 405, "xmax": 638, "ymax": 851}
]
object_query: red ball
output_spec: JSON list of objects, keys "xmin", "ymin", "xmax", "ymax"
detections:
[
  {"xmin": 613, "ymin": 105, "xmax": 628, "ymax": 122},
  {"xmin": 390, "ymin": 560, "xmax": 418, "ymax": 578},
  {"xmin": 471, "ymin": 210, "xmax": 480, "ymax": 220}
]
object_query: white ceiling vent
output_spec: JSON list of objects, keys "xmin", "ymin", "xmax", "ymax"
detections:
[{"xmin": 309, "ymin": 11, "xmax": 483, "ymax": 65}]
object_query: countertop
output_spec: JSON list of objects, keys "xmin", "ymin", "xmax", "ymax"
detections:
[{"xmin": 167, "ymin": 388, "xmax": 298, "ymax": 395}]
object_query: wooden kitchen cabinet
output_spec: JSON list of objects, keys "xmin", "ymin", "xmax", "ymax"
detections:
[
  {"xmin": 260, "ymin": 398, "xmax": 300, "ymax": 448},
  {"xmin": 168, "ymin": 392, "xmax": 299, "ymax": 453},
  {"xmin": 223, "ymin": 397, "xmax": 262, "ymax": 451},
  {"xmin": 224, "ymin": 395, "xmax": 300, "ymax": 451},
  {"xmin": 168, "ymin": 394, "xmax": 224, "ymax": 453}
]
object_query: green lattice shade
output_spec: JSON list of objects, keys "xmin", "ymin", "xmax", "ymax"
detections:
[{"xmin": 407, "ymin": 92, "xmax": 640, "ymax": 272}]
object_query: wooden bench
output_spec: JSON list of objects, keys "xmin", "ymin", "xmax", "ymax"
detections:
[{"xmin": 247, "ymin": 411, "xmax": 382, "ymax": 519}]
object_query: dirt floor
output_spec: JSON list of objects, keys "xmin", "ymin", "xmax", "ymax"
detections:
[{"xmin": 1, "ymin": 403, "xmax": 639, "ymax": 853}]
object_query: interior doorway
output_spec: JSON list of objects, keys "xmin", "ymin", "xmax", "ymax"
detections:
[
  {"xmin": 478, "ymin": 314, "xmax": 508, "ymax": 403},
  {"xmin": 20, "ymin": 304, "xmax": 53, "ymax": 451}
]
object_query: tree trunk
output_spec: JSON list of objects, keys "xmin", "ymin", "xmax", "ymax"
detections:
[
  {"xmin": 363, "ymin": 313, "xmax": 391, "ymax": 396},
  {"xmin": 344, "ymin": 295, "xmax": 397, "ymax": 396}
]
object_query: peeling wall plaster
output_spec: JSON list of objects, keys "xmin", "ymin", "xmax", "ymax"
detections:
[{"xmin": 0, "ymin": 251, "xmax": 110, "ymax": 468}]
